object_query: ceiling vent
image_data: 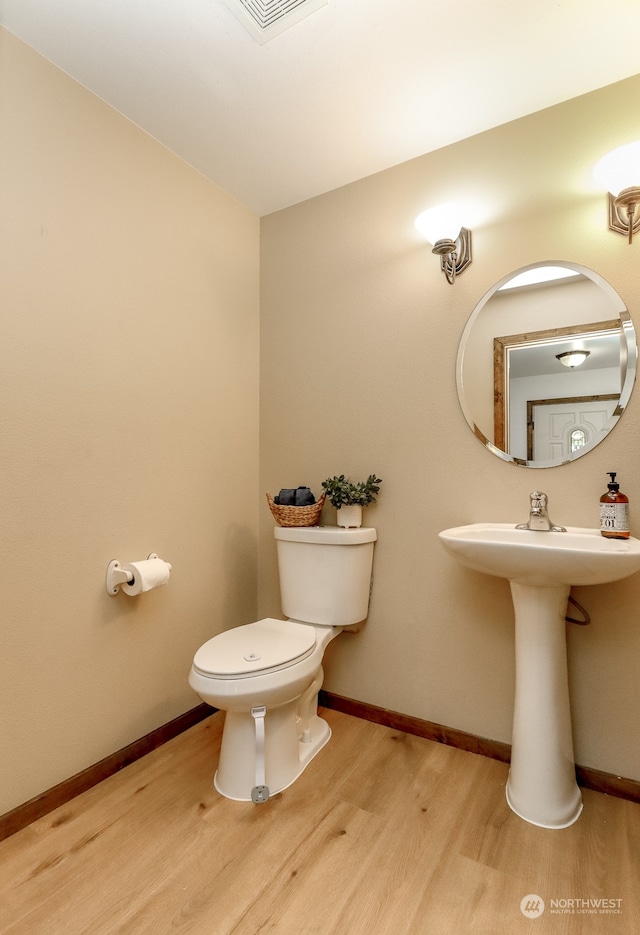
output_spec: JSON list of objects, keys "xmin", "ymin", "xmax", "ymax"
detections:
[{"xmin": 221, "ymin": 0, "xmax": 328, "ymax": 44}]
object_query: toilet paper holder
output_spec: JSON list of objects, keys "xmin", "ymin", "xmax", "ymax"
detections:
[{"xmin": 106, "ymin": 553, "xmax": 170, "ymax": 595}]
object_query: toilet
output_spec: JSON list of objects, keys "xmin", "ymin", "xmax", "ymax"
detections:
[{"xmin": 188, "ymin": 524, "xmax": 377, "ymax": 802}]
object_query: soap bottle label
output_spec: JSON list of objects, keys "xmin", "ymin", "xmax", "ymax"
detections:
[{"xmin": 600, "ymin": 502, "xmax": 630, "ymax": 535}]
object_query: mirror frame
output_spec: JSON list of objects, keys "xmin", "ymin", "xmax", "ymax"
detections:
[{"xmin": 456, "ymin": 261, "xmax": 637, "ymax": 468}]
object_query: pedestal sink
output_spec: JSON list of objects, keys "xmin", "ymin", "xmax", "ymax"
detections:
[{"xmin": 438, "ymin": 523, "xmax": 640, "ymax": 828}]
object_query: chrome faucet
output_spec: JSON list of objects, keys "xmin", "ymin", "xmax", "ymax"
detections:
[{"xmin": 516, "ymin": 491, "xmax": 567, "ymax": 532}]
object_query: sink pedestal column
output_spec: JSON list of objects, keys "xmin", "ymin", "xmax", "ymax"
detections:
[{"xmin": 505, "ymin": 581, "xmax": 583, "ymax": 829}]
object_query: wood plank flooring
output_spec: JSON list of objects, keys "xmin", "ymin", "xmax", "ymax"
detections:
[{"xmin": 0, "ymin": 709, "xmax": 638, "ymax": 934}]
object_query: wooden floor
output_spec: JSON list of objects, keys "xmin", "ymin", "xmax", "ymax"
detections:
[{"xmin": 0, "ymin": 709, "xmax": 638, "ymax": 935}]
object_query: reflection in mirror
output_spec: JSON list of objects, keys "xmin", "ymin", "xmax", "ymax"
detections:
[{"xmin": 456, "ymin": 263, "xmax": 637, "ymax": 468}]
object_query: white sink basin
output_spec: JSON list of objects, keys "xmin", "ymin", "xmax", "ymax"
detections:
[
  {"xmin": 439, "ymin": 522, "xmax": 640, "ymax": 588},
  {"xmin": 438, "ymin": 520, "xmax": 640, "ymax": 829}
]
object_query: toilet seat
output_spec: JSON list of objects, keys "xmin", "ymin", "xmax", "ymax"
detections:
[{"xmin": 192, "ymin": 618, "xmax": 317, "ymax": 679}]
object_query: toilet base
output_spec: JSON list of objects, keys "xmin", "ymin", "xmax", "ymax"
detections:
[{"xmin": 213, "ymin": 700, "xmax": 331, "ymax": 801}]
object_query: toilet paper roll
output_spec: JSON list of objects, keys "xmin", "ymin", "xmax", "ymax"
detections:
[{"xmin": 121, "ymin": 558, "xmax": 171, "ymax": 596}]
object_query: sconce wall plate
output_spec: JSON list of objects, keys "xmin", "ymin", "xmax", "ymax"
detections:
[{"xmin": 608, "ymin": 191, "xmax": 640, "ymax": 242}]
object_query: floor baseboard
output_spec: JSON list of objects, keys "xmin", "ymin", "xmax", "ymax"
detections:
[
  {"xmin": 319, "ymin": 690, "xmax": 640, "ymax": 806},
  {"xmin": 3, "ymin": 692, "xmax": 638, "ymax": 844},
  {"xmin": 0, "ymin": 703, "xmax": 214, "ymax": 843}
]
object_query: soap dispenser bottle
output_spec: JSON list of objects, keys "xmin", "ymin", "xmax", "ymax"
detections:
[{"xmin": 600, "ymin": 472, "xmax": 630, "ymax": 539}]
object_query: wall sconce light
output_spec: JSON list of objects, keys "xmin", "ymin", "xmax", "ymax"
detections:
[
  {"xmin": 556, "ymin": 350, "xmax": 590, "ymax": 369},
  {"xmin": 593, "ymin": 141, "xmax": 640, "ymax": 244},
  {"xmin": 414, "ymin": 204, "xmax": 472, "ymax": 284}
]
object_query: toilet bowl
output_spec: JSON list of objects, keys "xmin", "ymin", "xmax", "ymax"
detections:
[
  {"xmin": 189, "ymin": 618, "xmax": 339, "ymax": 799},
  {"xmin": 189, "ymin": 525, "xmax": 377, "ymax": 801}
]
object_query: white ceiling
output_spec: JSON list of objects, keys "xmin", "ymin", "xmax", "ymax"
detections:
[{"xmin": 2, "ymin": 0, "xmax": 640, "ymax": 216}]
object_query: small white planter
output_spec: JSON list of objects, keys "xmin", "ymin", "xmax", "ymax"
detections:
[{"xmin": 336, "ymin": 505, "xmax": 363, "ymax": 528}]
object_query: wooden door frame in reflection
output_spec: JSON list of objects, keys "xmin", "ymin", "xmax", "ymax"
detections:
[{"xmin": 493, "ymin": 319, "xmax": 620, "ymax": 452}]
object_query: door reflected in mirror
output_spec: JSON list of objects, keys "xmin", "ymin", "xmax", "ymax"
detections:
[{"xmin": 457, "ymin": 263, "xmax": 637, "ymax": 467}]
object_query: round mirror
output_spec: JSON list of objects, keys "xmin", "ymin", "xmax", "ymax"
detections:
[{"xmin": 456, "ymin": 262, "xmax": 637, "ymax": 467}]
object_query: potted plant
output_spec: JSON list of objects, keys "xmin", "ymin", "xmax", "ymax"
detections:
[{"xmin": 321, "ymin": 474, "xmax": 382, "ymax": 528}]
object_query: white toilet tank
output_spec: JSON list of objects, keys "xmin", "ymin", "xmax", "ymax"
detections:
[{"xmin": 274, "ymin": 526, "xmax": 377, "ymax": 627}]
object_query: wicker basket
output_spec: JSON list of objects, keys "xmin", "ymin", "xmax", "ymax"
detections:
[{"xmin": 266, "ymin": 492, "xmax": 325, "ymax": 527}]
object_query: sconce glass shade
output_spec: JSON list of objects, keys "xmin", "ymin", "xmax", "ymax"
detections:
[
  {"xmin": 556, "ymin": 350, "xmax": 590, "ymax": 369},
  {"xmin": 593, "ymin": 142, "xmax": 640, "ymax": 195},
  {"xmin": 414, "ymin": 204, "xmax": 464, "ymax": 245}
]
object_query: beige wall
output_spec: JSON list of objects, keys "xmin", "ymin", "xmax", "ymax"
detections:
[
  {"xmin": 0, "ymin": 29, "xmax": 260, "ymax": 815},
  {"xmin": 260, "ymin": 75, "xmax": 640, "ymax": 780}
]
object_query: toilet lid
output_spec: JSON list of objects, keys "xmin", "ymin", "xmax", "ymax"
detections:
[{"xmin": 192, "ymin": 618, "xmax": 317, "ymax": 679}]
